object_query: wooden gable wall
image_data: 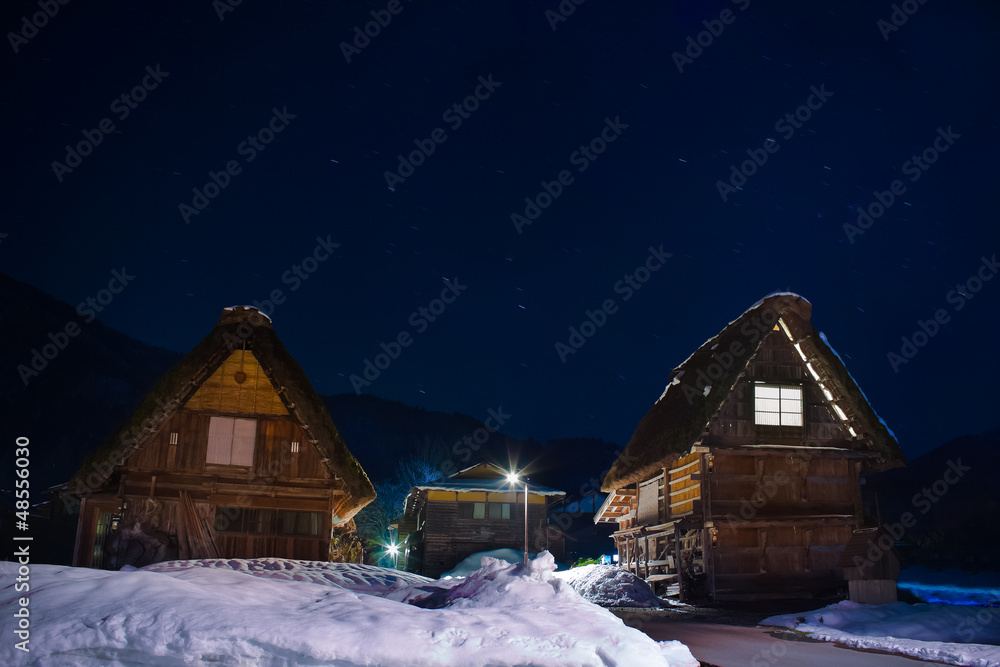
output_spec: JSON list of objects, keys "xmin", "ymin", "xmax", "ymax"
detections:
[
  {"xmin": 706, "ymin": 329, "xmax": 849, "ymax": 446},
  {"xmin": 125, "ymin": 411, "xmax": 332, "ymax": 481}
]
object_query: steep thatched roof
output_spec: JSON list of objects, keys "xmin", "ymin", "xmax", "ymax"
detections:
[
  {"xmin": 68, "ymin": 306, "xmax": 375, "ymax": 520},
  {"xmin": 601, "ymin": 293, "xmax": 904, "ymax": 492}
]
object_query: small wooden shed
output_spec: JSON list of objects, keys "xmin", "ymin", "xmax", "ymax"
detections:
[
  {"xmin": 396, "ymin": 463, "xmax": 565, "ymax": 577},
  {"xmin": 838, "ymin": 526, "xmax": 901, "ymax": 604},
  {"xmin": 66, "ymin": 306, "xmax": 375, "ymax": 569}
]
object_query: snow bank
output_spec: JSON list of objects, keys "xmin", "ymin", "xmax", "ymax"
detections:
[
  {"xmin": 0, "ymin": 553, "xmax": 698, "ymax": 667},
  {"xmin": 554, "ymin": 564, "xmax": 669, "ymax": 608},
  {"xmin": 141, "ymin": 557, "xmax": 433, "ymax": 594},
  {"xmin": 761, "ymin": 600, "xmax": 1000, "ymax": 666}
]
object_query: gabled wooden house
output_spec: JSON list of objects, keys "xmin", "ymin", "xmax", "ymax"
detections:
[
  {"xmin": 595, "ymin": 293, "xmax": 905, "ymax": 601},
  {"xmin": 67, "ymin": 306, "xmax": 375, "ymax": 569},
  {"xmin": 395, "ymin": 463, "xmax": 566, "ymax": 577}
]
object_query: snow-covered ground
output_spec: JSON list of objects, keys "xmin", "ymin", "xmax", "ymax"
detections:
[
  {"xmin": 761, "ymin": 600, "xmax": 1000, "ymax": 666},
  {"xmin": 0, "ymin": 552, "xmax": 698, "ymax": 666},
  {"xmin": 553, "ymin": 564, "xmax": 672, "ymax": 608},
  {"xmin": 142, "ymin": 557, "xmax": 433, "ymax": 593}
]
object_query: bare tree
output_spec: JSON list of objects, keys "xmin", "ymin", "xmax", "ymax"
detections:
[{"xmin": 354, "ymin": 455, "xmax": 443, "ymax": 564}]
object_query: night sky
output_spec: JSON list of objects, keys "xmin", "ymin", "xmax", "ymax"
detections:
[{"xmin": 5, "ymin": 0, "xmax": 999, "ymax": 461}]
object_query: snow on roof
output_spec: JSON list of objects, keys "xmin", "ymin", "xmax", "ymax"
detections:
[
  {"xmin": 819, "ymin": 331, "xmax": 897, "ymax": 440},
  {"xmin": 749, "ymin": 290, "xmax": 811, "ymax": 310},
  {"xmin": 414, "ymin": 478, "xmax": 565, "ymax": 496},
  {"xmin": 223, "ymin": 304, "xmax": 272, "ymax": 322}
]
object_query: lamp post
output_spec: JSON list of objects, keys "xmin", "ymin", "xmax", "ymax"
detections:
[{"xmin": 506, "ymin": 470, "xmax": 529, "ymax": 564}]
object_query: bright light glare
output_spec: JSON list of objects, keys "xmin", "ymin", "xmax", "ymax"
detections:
[
  {"xmin": 387, "ymin": 543, "xmax": 399, "ymax": 556},
  {"xmin": 506, "ymin": 471, "xmax": 519, "ymax": 485}
]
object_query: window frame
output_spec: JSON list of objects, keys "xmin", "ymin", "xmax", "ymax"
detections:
[
  {"xmin": 206, "ymin": 416, "xmax": 257, "ymax": 466},
  {"xmin": 753, "ymin": 383, "xmax": 804, "ymax": 427}
]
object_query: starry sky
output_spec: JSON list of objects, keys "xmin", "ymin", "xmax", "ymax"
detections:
[{"xmin": 5, "ymin": 0, "xmax": 999, "ymax": 461}]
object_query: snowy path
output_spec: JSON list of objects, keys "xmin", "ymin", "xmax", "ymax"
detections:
[{"xmin": 634, "ymin": 620, "xmax": 935, "ymax": 666}]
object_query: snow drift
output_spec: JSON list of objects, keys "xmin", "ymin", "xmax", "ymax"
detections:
[
  {"xmin": 553, "ymin": 564, "xmax": 669, "ymax": 608},
  {"xmin": 762, "ymin": 600, "xmax": 1000, "ymax": 667},
  {"xmin": 440, "ymin": 547, "xmax": 530, "ymax": 578},
  {"xmin": 0, "ymin": 553, "xmax": 698, "ymax": 666}
]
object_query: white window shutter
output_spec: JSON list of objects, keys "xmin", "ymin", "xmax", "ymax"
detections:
[
  {"xmin": 230, "ymin": 418, "xmax": 257, "ymax": 466},
  {"xmin": 206, "ymin": 417, "xmax": 235, "ymax": 464}
]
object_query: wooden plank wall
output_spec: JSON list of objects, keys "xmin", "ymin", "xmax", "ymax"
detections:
[
  {"xmin": 709, "ymin": 452, "xmax": 856, "ymax": 520},
  {"xmin": 706, "ymin": 330, "xmax": 848, "ymax": 445},
  {"xmin": 126, "ymin": 411, "xmax": 330, "ymax": 481},
  {"xmin": 708, "ymin": 450, "xmax": 858, "ymax": 598},
  {"xmin": 669, "ymin": 453, "xmax": 701, "ymax": 515}
]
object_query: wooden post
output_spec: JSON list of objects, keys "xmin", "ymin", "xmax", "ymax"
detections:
[
  {"xmin": 852, "ymin": 461, "xmax": 864, "ymax": 526},
  {"xmin": 700, "ymin": 452, "xmax": 715, "ymax": 601},
  {"xmin": 675, "ymin": 527, "xmax": 685, "ymax": 603},
  {"xmin": 643, "ymin": 534, "xmax": 650, "ymax": 579}
]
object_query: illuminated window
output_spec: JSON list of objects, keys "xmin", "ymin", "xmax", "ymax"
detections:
[
  {"xmin": 290, "ymin": 440, "xmax": 300, "ymax": 453},
  {"xmin": 754, "ymin": 385, "xmax": 803, "ymax": 426}
]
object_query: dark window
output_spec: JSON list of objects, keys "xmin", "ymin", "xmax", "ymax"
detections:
[
  {"xmin": 457, "ymin": 502, "xmax": 485, "ymax": 519},
  {"xmin": 457, "ymin": 502, "xmax": 511, "ymax": 520},
  {"xmin": 488, "ymin": 502, "xmax": 512, "ymax": 520}
]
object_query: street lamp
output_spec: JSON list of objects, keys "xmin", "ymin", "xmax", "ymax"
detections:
[
  {"xmin": 387, "ymin": 542, "xmax": 399, "ymax": 568},
  {"xmin": 506, "ymin": 470, "xmax": 529, "ymax": 564}
]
